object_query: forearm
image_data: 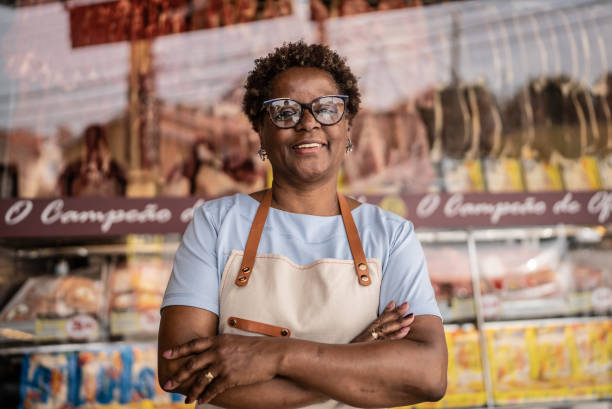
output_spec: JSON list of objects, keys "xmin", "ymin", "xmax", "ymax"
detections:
[
  {"xmin": 276, "ymin": 338, "xmax": 447, "ymax": 408},
  {"xmin": 210, "ymin": 377, "xmax": 327, "ymax": 409}
]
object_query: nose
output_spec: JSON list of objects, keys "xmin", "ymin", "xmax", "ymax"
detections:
[{"xmin": 295, "ymin": 108, "xmax": 320, "ymax": 132}]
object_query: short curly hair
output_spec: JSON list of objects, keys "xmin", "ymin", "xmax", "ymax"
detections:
[{"xmin": 242, "ymin": 41, "xmax": 361, "ymax": 132}]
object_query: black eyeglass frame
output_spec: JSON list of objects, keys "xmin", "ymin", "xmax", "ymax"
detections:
[{"xmin": 262, "ymin": 94, "xmax": 349, "ymax": 129}]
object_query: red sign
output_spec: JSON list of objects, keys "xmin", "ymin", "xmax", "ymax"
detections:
[
  {"xmin": 67, "ymin": 0, "xmax": 293, "ymax": 48},
  {"xmin": 1, "ymin": 191, "xmax": 610, "ymax": 238}
]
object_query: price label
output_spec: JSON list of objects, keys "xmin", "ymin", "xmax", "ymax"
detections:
[
  {"xmin": 480, "ymin": 294, "xmax": 501, "ymax": 318},
  {"xmin": 66, "ymin": 314, "xmax": 98, "ymax": 340},
  {"xmin": 591, "ymin": 287, "xmax": 612, "ymax": 311}
]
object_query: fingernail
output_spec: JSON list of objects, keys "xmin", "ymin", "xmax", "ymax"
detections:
[
  {"xmin": 163, "ymin": 350, "xmax": 172, "ymax": 358},
  {"xmin": 406, "ymin": 313, "xmax": 414, "ymax": 318},
  {"xmin": 400, "ymin": 302, "xmax": 409, "ymax": 309},
  {"xmin": 163, "ymin": 381, "xmax": 174, "ymax": 390},
  {"xmin": 401, "ymin": 326, "xmax": 410, "ymax": 333},
  {"xmin": 386, "ymin": 301, "xmax": 395, "ymax": 310}
]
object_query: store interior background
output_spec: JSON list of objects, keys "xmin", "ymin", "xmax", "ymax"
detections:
[{"xmin": 0, "ymin": 0, "xmax": 610, "ymax": 408}]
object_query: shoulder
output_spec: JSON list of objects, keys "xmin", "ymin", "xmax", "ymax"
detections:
[
  {"xmin": 352, "ymin": 200, "xmax": 417, "ymax": 255},
  {"xmin": 354, "ymin": 200, "xmax": 414, "ymax": 233},
  {"xmin": 193, "ymin": 193, "xmax": 256, "ymax": 229}
]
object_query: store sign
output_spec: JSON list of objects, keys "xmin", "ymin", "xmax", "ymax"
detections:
[
  {"xmin": 0, "ymin": 191, "xmax": 610, "ymax": 238},
  {"xmin": 67, "ymin": 0, "xmax": 293, "ymax": 48},
  {"xmin": 1, "ymin": 197, "xmax": 204, "ymax": 237}
]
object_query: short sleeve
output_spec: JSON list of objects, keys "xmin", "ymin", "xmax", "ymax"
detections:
[
  {"xmin": 161, "ymin": 205, "xmax": 220, "ymax": 316},
  {"xmin": 379, "ymin": 221, "xmax": 441, "ymax": 319}
]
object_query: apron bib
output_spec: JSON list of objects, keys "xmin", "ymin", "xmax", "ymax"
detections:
[{"xmin": 198, "ymin": 190, "xmax": 382, "ymax": 409}]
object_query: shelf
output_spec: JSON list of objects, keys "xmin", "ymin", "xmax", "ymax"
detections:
[
  {"xmin": 12, "ymin": 242, "xmax": 179, "ymax": 259},
  {"xmin": 0, "ymin": 339, "xmax": 156, "ymax": 356}
]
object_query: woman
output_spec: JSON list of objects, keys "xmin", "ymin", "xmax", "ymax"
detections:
[{"xmin": 158, "ymin": 42, "xmax": 447, "ymax": 408}]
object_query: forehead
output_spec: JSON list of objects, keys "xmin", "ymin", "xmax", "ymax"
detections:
[{"xmin": 270, "ymin": 67, "xmax": 340, "ymax": 100}]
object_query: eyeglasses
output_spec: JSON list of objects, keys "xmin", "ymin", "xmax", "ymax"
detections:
[{"xmin": 262, "ymin": 95, "xmax": 348, "ymax": 129}]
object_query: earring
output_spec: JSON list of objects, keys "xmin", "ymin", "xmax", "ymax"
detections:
[
  {"xmin": 345, "ymin": 138, "xmax": 353, "ymax": 154},
  {"xmin": 258, "ymin": 146, "xmax": 267, "ymax": 161}
]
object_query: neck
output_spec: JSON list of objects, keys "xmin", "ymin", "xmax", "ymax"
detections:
[{"xmin": 269, "ymin": 178, "xmax": 340, "ymax": 216}]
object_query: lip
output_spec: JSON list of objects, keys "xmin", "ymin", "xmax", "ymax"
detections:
[{"xmin": 291, "ymin": 140, "xmax": 327, "ymax": 150}]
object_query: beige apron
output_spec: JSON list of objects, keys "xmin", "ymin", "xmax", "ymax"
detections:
[{"xmin": 198, "ymin": 190, "xmax": 382, "ymax": 409}]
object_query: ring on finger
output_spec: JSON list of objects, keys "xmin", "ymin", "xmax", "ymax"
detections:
[
  {"xmin": 204, "ymin": 371, "xmax": 214, "ymax": 381},
  {"xmin": 371, "ymin": 330, "xmax": 379, "ymax": 340}
]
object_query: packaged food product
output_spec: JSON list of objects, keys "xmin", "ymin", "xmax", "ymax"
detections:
[
  {"xmin": 478, "ymin": 237, "xmax": 570, "ymax": 318},
  {"xmin": 566, "ymin": 249, "xmax": 612, "ymax": 313},
  {"xmin": 76, "ymin": 346, "xmax": 131, "ymax": 407},
  {"xmin": 109, "ymin": 260, "xmax": 171, "ymax": 312},
  {"xmin": 423, "ymin": 245, "xmax": 474, "ymax": 321},
  {"xmin": 531, "ymin": 324, "xmax": 572, "ymax": 393},
  {"xmin": 130, "ymin": 344, "xmax": 183, "ymax": 404},
  {"xmin": 20, "ymin": 352, "xmax": 77, "ymax": 409},
  {"xmin": 569, "ymin": 320, "xmax": 612, "ymax": 397},
  {"xmin": 486, "ymin": 326, "xmax": 533, "ymax": 404},
  {"xmin": 1, "ymin": 274, "xmax": 103, "ymax": 322},
  {"xmin": 444, "ymin": 325, "xmax": 486, "ymax": 407}
]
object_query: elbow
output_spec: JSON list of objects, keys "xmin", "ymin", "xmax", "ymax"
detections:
[
  {"xmin": 404, "ymin": 357, "xmax": 447, "ymax": 404},
  {"xmin": 422, "ymin": 356, "xmax": 448, "ymax": 402},
  {"xmin": 423, "ymin": 372, "xmax": 447, "ymax": 402}
]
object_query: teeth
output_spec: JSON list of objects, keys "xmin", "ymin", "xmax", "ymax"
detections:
[{"xmin": 294, "ymin": 143, "xmax": 322, "ymax": 149}]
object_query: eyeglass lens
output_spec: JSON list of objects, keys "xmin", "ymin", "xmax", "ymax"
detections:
[{"xmin": 267, "ymin": 96, "xmax": 346, "ymax": 128}]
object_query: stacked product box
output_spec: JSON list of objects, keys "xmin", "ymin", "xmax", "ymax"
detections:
[{"xmin": 19, "ymin": 344, "xmax": 189, "ymax": 409}]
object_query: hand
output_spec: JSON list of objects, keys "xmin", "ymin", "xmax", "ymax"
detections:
[
  {"xmin": 351, "ymin": 301, "xmax": 414, "ymax": 343},
  {"xmin": 161, "ymin": 334, "xmax": 281, "ymax": 404}
]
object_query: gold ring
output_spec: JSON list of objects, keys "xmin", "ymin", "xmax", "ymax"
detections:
[
  {"xmin": 371, "ymin": 330, "xmax": 379, "ymax": 340},
  {"xmin": 204, "ymin": 371, "xmax": 214, "ymax": 381}
]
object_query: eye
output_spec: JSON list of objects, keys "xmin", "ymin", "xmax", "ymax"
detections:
[
  {"xmin": 273, "ymin": 108, "xmax": 299, "ymax": 121},
  {"xmin": 315, "ymin": 104, "xmax": 338, "ymax": 116}
]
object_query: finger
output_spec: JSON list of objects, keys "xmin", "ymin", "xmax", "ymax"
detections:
[
  {"xmin": 386, "ymin": 326, "xmax": 411, "ymax": 340},
  {"xmin": 385, "ymin": 300, "xmax": 396, "ymax": 311},
  {"xmin": 396, "ymin": 301, "xmax": 410, "ymax": 315},
  {"xmin": 162, "ymin": 337, "xmax": 214, "ymax": 360},
  {"xmin": 185, "ymin": 368, "xmax": 216, "ymax": 404},
  {"xmin": 377, "ymin": 302, "xmax": 411, "ymax": 327},
  {"xmin": 198, "ymin": 376, "xmax": 230, "ymax": 405},
  {"xmin": 164, "ymin": 351, "xmax": 215, "ymax": 390},
  {"xmin": 379, "ymin": 313, "xmax": 414, "ymax": 335}
]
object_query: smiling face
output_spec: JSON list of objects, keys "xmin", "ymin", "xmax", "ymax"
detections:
[{"xmin": 259, "ymin": 66, "xmax": 350, "ymax": 188}]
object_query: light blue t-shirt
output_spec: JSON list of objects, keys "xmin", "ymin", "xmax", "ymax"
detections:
[{"xmin": 162, "ymin": 193, "xmax": 440, "ymax": 318}]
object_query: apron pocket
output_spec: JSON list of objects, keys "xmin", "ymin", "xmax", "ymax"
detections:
[{"xmin": 227, "ymin": 316, "xmax": 291, "ymax": 337}]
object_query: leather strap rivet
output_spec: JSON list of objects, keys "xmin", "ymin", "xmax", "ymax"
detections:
[
  {"xmin": 238, "ymin": 276, "xmax": 247, "ymax": 282},
  {"xmin": 358, "ymin": 263, "xmax": 367, "ymax": 271},
  {"xmin": 229, "ymin": 319, "xmax": 237, "ymax": 326},
  {"xmin": 242, "ymin": 267, "xmax": 250, "ymax": 273},
  {"xmin": 360, "ymin": 275, "xmax": 369, "ymax": 282},
  {"xmin": 281, "ymin": 329, "xmax": 289, "ymax": 336}
]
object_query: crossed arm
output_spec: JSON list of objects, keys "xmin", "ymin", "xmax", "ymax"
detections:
[{"xmin": 158, "ymin": 304, "xmax": 447, "ymax": 408}]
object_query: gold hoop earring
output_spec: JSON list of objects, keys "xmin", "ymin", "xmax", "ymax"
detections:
[{"xmin": 258, "ymin": 146, "xmax": 268, "ymax": 161}]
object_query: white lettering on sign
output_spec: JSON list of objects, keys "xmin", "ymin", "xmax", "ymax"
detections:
[
  {"xmin": 181, "ymin": 199, "xmax": 205, "ymax": 223},
  {"xmin": 40, "ymin": 199, "xmax": 172, "ymax": 232},
  {"xmin": 443, "ymin": 194, "xmax": 546, "ymax": 224},
  {"xmin": 553, "ymin": 193, "xmax": 581, "ymax": 215},
  {"xmin": 587, "ymin": 191, "xmax": 612, "ymax": 223},
  {"xmin": 4, "ymin": 200, "xmax": 33, "ymax": 225},
  {"xmin": 416, "ymin": 193, "xmax": 440, "ymax": 218}
]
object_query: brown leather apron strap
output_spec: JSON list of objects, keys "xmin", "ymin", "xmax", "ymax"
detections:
[
  {"xmin": 235, "ymin": 189, "xmax": 272, "ymax": 286},
  {"xmin": 337, "ymin": 193, "xmax": 371, "ymax": 286},
  {"xmin": 236, "ymin": 189, "xmax": 369, "ymax": 286},
  {"xmin": 227, "ymin": 316, "xmax": 291, "ymax": 337}
]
